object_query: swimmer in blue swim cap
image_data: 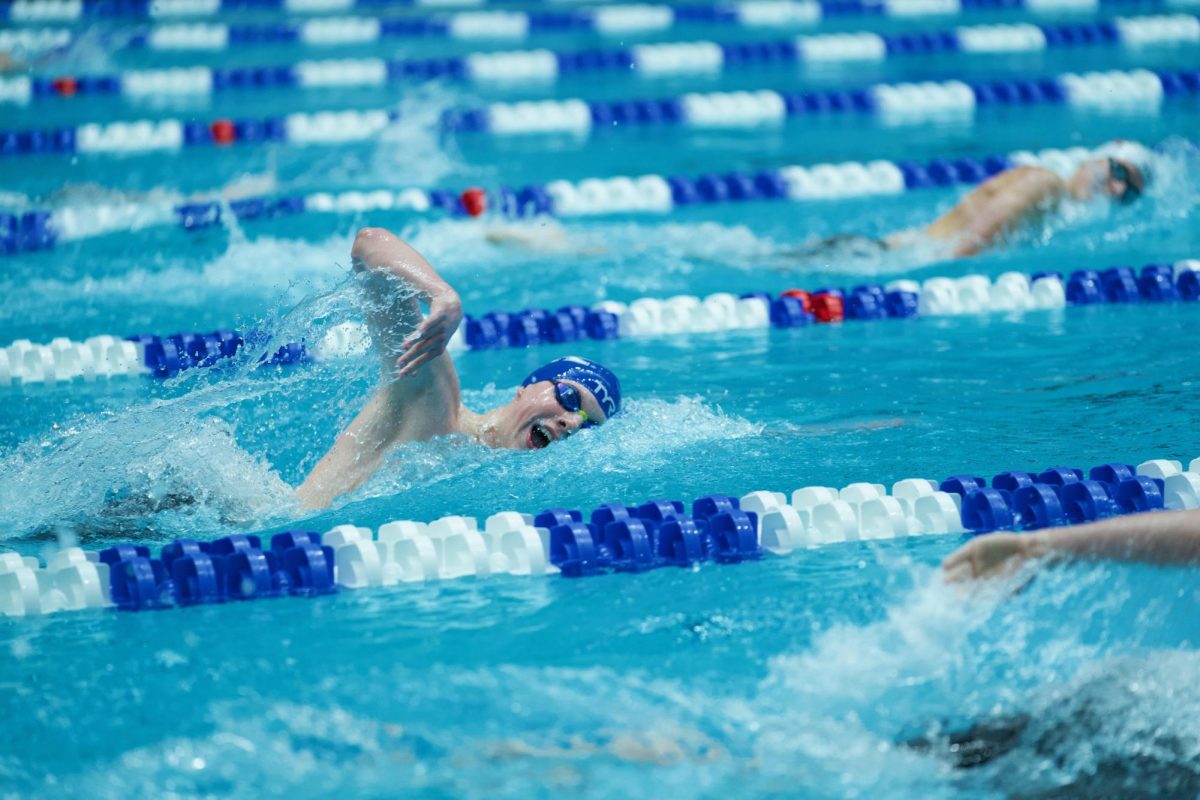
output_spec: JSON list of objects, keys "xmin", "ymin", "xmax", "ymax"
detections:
[{"xmin": 297, "ymin": 227, "xmax": 620, "ymax": 509}]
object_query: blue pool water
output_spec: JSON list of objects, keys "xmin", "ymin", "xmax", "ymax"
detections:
[{"xmin": 2, "ymin": 1, "xmax": 1200, "ymax": 796}]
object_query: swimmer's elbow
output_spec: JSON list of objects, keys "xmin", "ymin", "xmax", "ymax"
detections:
[{"xmin": 351, "ymin": 227, "xmax": 396, "ymax": 268}]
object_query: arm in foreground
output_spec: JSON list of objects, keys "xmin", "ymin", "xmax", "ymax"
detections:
[
  {"xmin": 296, "ymin": 228, "xmax": 463, "ymax": 510},
  {"xmin": 942, "ymin": 509, "xmax": 1200, "ymax": 582}
]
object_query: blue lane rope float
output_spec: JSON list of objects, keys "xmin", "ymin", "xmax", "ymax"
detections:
[
  {"xmin": 9, "ymin": 3, "xmax": 1200, "ymax": 56},
  {"xmin": 2, "ymin": 260, "xmax": 1196, "ymax": 387},
  {"xmin": 2, "ymin": 0, "xmax": 1185, "ymax": 24},
  {"xmin": 2, "ymin": 141, "xmax": 1192, "ymax": 256},
  {"xmin": 2, "ymin": 453, "xmax": 1197, "ymax": 616},
  {"xmin": 3, "ymin": 14, "xmax": 1198, "ymax": 106},
  {"xmin": 1, "ymin": 65, "xmax": 1190, "ymax": 147}
]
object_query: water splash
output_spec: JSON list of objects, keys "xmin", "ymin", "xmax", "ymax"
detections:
[
  {"xmin": 325, "ymin": 394, "xmax": 764, "ymax": 514},
  {"xmin": 0, "ymin": 233, "xmax": 353, "ymax": 315},
  {"xmin": 18, "ymin": 557, "xmax": 1197, "ymax": 799}
]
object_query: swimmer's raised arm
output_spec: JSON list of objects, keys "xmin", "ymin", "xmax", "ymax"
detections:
[
  {"xmin": 351, "ymin": 227, "xmax": 463, "ymax": 377},
  {"xmin": 923, "ymin": 166, "xmax": 1065, "ymax": 258},
  {"xmin": 943, "ymin": 509, "xmax": 1200, "ymax": 582},
  {"xmin": 297, "ymin": 228, "xmax": 464, "ymax": 510}
]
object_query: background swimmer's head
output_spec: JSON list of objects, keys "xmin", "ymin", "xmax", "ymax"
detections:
[
  {"xmin": 1069, "ymin": 140, "xmax": 1154, "ymax": 203},
  {"xmin": 486, "ymin": 357, "xmax": 622, "ymax": 450}
]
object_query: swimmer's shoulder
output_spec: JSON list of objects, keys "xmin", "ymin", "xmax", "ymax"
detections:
[
  {"xmin": 990, "ymin": 165, "xmax": 1065, "ymax": 195},
  {"xmin": 965, "ymin": 165, "xmax": 1064, "ymax": 212},
  {"xmin": 977, "ymin": 164, "xmax": 1057, "ymax": 188}
]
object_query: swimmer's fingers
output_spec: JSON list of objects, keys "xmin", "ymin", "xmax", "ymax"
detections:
[
  {"xmin": 396, "ymin": 346, "xmax": 441, "ymax": 377},
  {"xmin": 942, "ymin": 534, "xmax": 1035, "ymax": 583},
  {"xmin": 395, "ymin": 331, "xmax": 449, "ymax": 377},
  {"xmin": 942, "ymin": 544, "xmax": 980, "ymax": 583},
  {"xmin": 943, "ymin": 559, "xmax": 977, "ymax": 584},
  {"xmin": 395, "ymin": 338, "xmax": 436, "ymax": 374},
  {"xmin": 398, "ymin": 315, "xmax": 450, "ymax": 352},
  {"xmin": 395, "ymin": 293, "xmax": 461, "ymax": 376}
]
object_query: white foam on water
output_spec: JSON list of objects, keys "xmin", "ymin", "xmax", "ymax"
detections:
[
  {"xmin": 0, "ymin": 232, "xmax": 353, "ymax": 312},
  {"xmin": 333, "ymin": 394, "xmax": 764, "ymax": 512},
  {"xmin": 0, "ymin": 405, "xmax": 297, "ymax": 541}
]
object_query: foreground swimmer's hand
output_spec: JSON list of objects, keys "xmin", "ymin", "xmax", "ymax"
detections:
[
  {"xmin": 943, "ymin": 510, "xmax": 1200, "ymax": 582},
  {"xmin": 395, "ymin": 288, "xmax": 462, "ymax": 378},
  {"xmin": 943, "ymin": 533, "xmax": 1047, "ymax": 582}
]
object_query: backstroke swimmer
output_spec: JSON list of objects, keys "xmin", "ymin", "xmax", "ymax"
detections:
[
  {"xmin": 296, "ymin": 227, "xmax": 622, "ymax": 510},
  {"xmin": 787, "ymin": 140, "xmax": 1154, "ymax": 262}
]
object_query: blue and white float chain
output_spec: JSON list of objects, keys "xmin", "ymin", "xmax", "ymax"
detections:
[
  {"xmin": 7, "ymin": 3, "xmax": 1199, "ymax": 57},
  {"xmin": 2, "ymin": 454, "xmax": 1197, "ymax": 617},
  {"xmin": 3, "ymin": 0, "xmax": 1183, "ymax": 24},
  {"xmin": 3, "ymin": 14, "xmax": 1198, "ymax": 106},
  {"xmin": 2, "ymin": 260, "xmax": 1196, "ymax": 387},
  {"xmin": 0, "ymin": 142, "xmax": 1189, "ymax": 255},
  {"xmin": 1, "ymin": 65, "xmax": 1190, "ymax": 151}
]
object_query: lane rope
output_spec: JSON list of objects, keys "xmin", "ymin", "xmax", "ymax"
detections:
[
  {"xmin": 3, "ymin": 14, "xmax": 1197, "ymax": 106},
  {"xmin": 3, "ymin": 140, "xmax": 1189, "ymax": 255},
  {"xmin": 2, "ymin": 0, "xmax": 1177, "ymax": 24},
  {"xmin": 8, "ymin": 3, "xmax": 1198, "ymax": 57},
  {"xmin": 1, "ymin": 453, "xmax": 1196, "ymax": 616},
  {"xmin": 2, "ymin": 65, "xmax": 1189, "ymax": 147},
  {"xmin": 2, "ymin": 260, "xmax": 1195, "ymax": 387}
]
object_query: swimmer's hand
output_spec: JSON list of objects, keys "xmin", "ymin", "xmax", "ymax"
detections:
[
  {"xmin": 942, "ymin": 532, "xmax": 1048, "ymax": 582},
  {"xmin": 395, "ymin": 288, "xmax": 462, "ymax": 378}
]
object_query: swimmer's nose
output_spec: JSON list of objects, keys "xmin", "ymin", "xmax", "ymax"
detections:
[{"xmin": 556, "ymin": 412, "xmax": 583, "ymax": 433}]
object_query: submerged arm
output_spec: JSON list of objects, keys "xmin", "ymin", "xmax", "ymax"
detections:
[
  {"xmin": 943, "ymin": 509, "xmax": 1200, "ymax": 581},
  {"xmin": 296, "ymin": 228, "xmax": 463, "ymax": 510}
]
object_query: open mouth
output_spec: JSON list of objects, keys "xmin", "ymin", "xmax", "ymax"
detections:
[{"xmin": 528, "ymin": 423, "xmax": 552, "ymax": 450}]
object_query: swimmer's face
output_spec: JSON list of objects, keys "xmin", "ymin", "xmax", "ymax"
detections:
[
  {"xmin": 1083, "ymin": 157, "xmax": 1146, "ymax": 203},
  {"xmin": 502, "ymin": 380, "xmax": 607, "ymax": 450}
]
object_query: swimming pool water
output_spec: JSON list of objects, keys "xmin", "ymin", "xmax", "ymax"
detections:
[{"xmin": 2, "ymin": 1, "xmax": 1200, "ymax": 796}]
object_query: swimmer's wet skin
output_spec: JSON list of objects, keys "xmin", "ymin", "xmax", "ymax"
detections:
[
  {"xmin": 942, "ymin": 508, "xmax": 1200, "ymax": 582},
  {"xmin": 295, "ymin": 228, "xmax": 621, "ymax": 510},
  {"xmin": 791, "ymin": 139, "xmax": 1155, "ymax": 262}
]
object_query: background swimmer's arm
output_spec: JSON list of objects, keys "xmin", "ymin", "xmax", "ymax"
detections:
[
  {"xmin": 486, "ymin": 222, "xmax": 569, "ymax": 250},
  {"xmin": 924, "ymin": 167, "xmax": 1065, "ymax": 258},
  {"xmin": 485, "ymin": 221, "xmax": 607, "ymax": 256},
  {"xmin": 943, "ymin": 509, "xmax": 1200, "ymax": 581},
  {"xmin": 296, "ymin": 228, "xmax": 463, "ymax": 509}
]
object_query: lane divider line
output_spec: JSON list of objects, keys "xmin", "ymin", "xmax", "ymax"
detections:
[
  {"xmin": 2, "ymin": 260, "xmax": 1195, "ymax": 387},
  {"xmin": 2, "ymin": 140, "xmax": 1186, "ymax": 255},
  {"xmin": 2, "ymin": 454, "xmax": 1196, "ymax": 616},
  {"xmin": 2, "ymin": 14, "xmax": 1197, "ymax": 106}
]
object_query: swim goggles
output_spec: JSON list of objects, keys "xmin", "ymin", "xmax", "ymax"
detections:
[
  {"xmin": 554, "ymin": 381, "xmax": 596, "ymax": 429},
  {"xmin": 1108, "ymin": 158, "xmax": 1143, "ymax": 204}
]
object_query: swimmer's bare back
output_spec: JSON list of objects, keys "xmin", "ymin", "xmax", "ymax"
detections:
[{"xmin": 917, "ymin": 166, "xmax": 1066, "ymax": 258}]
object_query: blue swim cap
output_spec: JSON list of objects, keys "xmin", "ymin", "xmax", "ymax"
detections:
[{"xmin": 521, "ymin": 356, "xmax": 621, "ymax": 419}]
